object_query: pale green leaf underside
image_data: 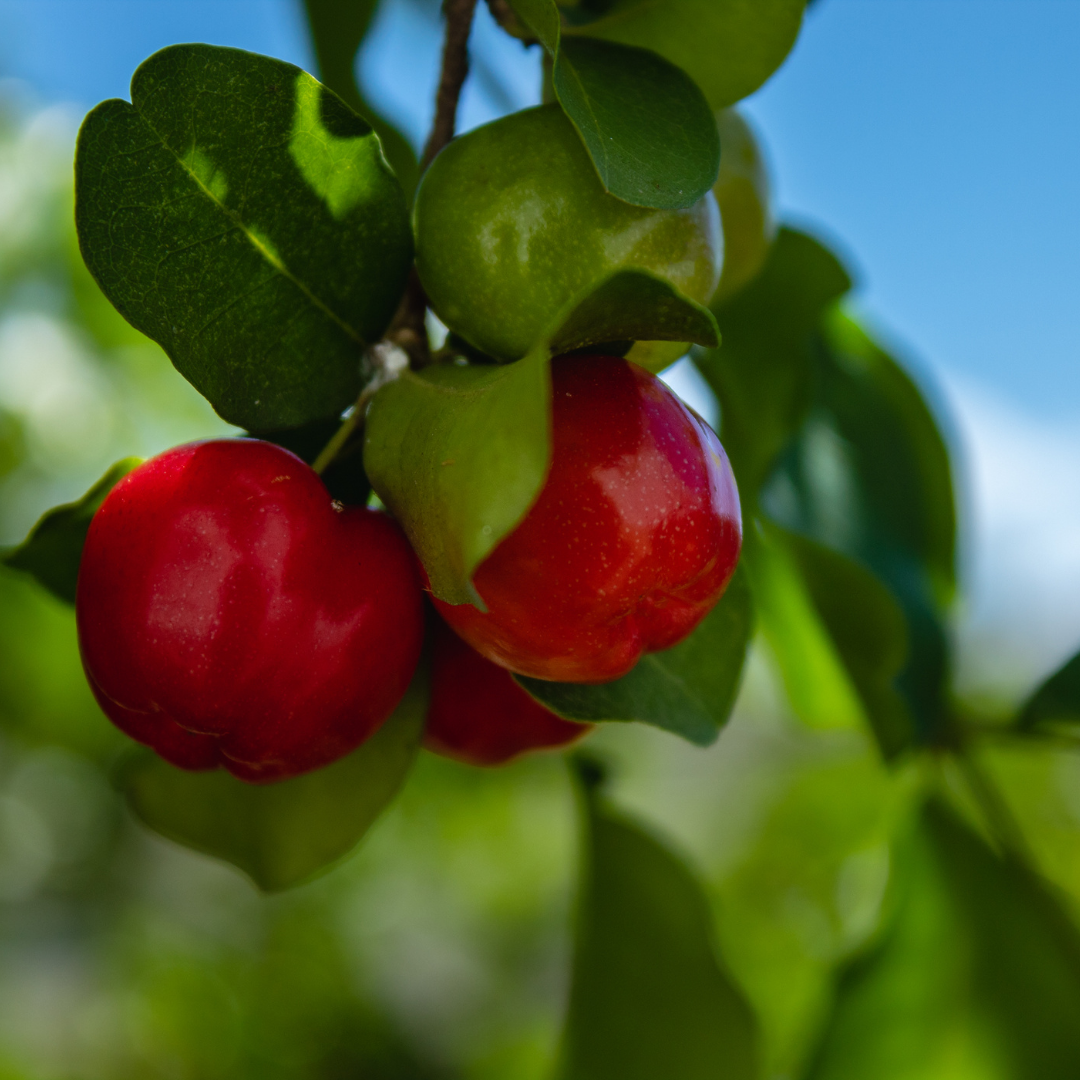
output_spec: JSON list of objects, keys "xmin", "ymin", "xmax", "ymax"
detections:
[{"xmin": 122, "ymin": 663, "xmax": 428, "ymax": 892}]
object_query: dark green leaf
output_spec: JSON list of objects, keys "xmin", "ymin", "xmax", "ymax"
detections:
[
  {"xmin": 1017, "ymin": 649, "xmax": 1080, "ymax": 732},
  {"xmin": 760, "ymin": 311, "xmax": 956, "ymax": 750},
  {"xmin": 821, "ymin": 312, "xmax": 956, "ymax": 603},
  {"xmin": 517, "ymin": 566, "xmax": 752, "ymax": 747},
  {"xmin": 741, "ymin": 524, "xmax": 873, "ymax": 735},
  {"xmin": 563, "ymin": 0, "xmax": 805, "ymax": 109},
  {"xmin": 509, "ymin": 0, "xmax": 720, "ymax": 210},
  {"xmin": 1, "ymin": 459, "xmax": 140, "ymax": 604},
  {"xmin": 121, "ymin": 661, "xmax": 428, "ymax": 892},
  {"xmin": 692, "ymin": 228, "xmax": 852, "ymax": 506},
  {"xmin": 302, "ymin": 0, "xmax": 419, "ymax": 197},
  {"xmin": 75, "ymin": 44, "xmax": 413, "ymax": 431},
  {"xmin": 553, "ymin": 38, "xmax": 720, "ymax": 210},
  {"xmin": 806, "ymin": 798, "xmax": 1080, "ymax": 1080},
  {"xmin": 253, "ymin": 420, "xmax": 371, "ymax": 507},
  {"xmin": 558, "ymin": 772, "xmax": 760, "ymax": 1080},
  {"xmin": 364, "ymin": 270, "xmax": 714, "ymax": 607},
  {"xmin": 779, "ymin": 528, "xmax": 914, "ymax": 758},
  {"xmin": 507, "ymin": 0, "xmax": 561, "ymax": 51},
  {"xmin": 550, "ymin": 269, "xmax": 719, "ymax": 353}
]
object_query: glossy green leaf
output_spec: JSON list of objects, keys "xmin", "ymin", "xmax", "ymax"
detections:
[
  {"xmin": 121, "ymin": 662, "xmax": 428, "ymax": 893},
  {"xmin": 807, "ymin": 798, "xmax": 1080, "ymax": 1080},
  {"xmin": 75, "ymin": 44, "xmax": 413, "ymax": 431},
  {"xmin": 1017, "ymin": 648, "xmax": 1080, "ymax": 732},
  {"xmin": 302, "ymin": 0, "xmax": 419, "ymax": 197},
  {"xmin": 563, "ymin": 0, "xmax": 805, "ymax": 109},
  {"xmin": 1, "ymin": 459, "xmax": 140, "ymax": 604},
  {"xmin": 364, "ymin": 270, "xmax": 716, "ymax": 607},
  {"xmin": 550, "ymin": 269, "xmax": 719, "ymax": 353},
  {"xmin": 553, "ymin": 38, "xmax": 720, "ymax": 210},
  {"xmin": 509, "ymin": 0, "xmax": 720, "ymax": 209},
  {"xmin": 692, "ymin": 228, "xmax": 853, "ymax": 506},
  {"xmin": 558, "ymin": 771, "xmax": 760, "ymax": 1080},
  {"xmin": 517, "ymin": 566, "xmax": 752, "ymax": 747}
]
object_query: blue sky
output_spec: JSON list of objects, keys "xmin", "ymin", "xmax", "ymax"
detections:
[
  {"xmin": 1, "ymin": 0, "xmax": 1078, "ymax": 418},
  {"xmin": 3, "ymin": 0, "xmax": 1080, "ymax": 687}
]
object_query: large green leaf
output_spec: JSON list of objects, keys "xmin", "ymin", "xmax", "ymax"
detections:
[
  {"xmin": 364, "ymin": 270, "xmax": 717, "ymax": 607},
  {"xmin": 553, "ymin": 38, "xmax": 720, "ymax": 210},
  {"xmin": 121, "ymin": 661, "xmax": 428, "ymax": 892},
  {"xmin": 365, "ymin": 348, "xmax": 551, "ymax": 608},
  {"xmin": 508, "ymin": 1, "xmax": 720, "ymax": 209},
  {"xmin": 692, "ymin": 228, "xmax": 853, "ymax": 507},
  {"xmin": 1016, "ymin": 648, "xmax": 1080, "ymax": 732},
  {"xmin": 558, "ymin": 769, "xmax": 760, "ymax": 1080},
  {"xmin": 75, "ymin": 44, "xmax": 413, "ymax": 432},
  {"xmin": 806, "ymin": 798, "xmax": 1080, "ymax": 1080},
  {"xmin": 517, "ymin": 566, "xmax": 752, "ymax": 747},
  {"xmin": 563, "ymin": 0, "xmax": 806, "ymax": 109},
  {"xmin": 821, "ymin": 312, "xmax": 956, "ymax": 603},
  {"xmin": 302, "ymin": 0, "xmax": 419, "ymax": 197},
  {"xmin": 780, "ymin": 529, "xmax": 913, "ymax": 758},
  {"xmin": 761, "ymin": 311, "xmax": 955, "ymax": 750},
  {"xmin": 741, "ymin": 526, "xmax": 867, "ymax": 736},
  {"xmin": 1, "ymin": 459, "xmax": 140, "ymax": 604}
]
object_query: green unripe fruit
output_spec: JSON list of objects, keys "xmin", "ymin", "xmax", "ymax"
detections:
[
  {"xmin": 711, "ymin": 109, "xmax": 776, "ymax": 305},
  {"xmin": 414, "ymin": 104, "xmax": 722, "ymax": 362}
]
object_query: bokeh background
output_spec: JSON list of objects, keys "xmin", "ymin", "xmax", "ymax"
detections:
[{"xmin": 1, "ymin": 2, "xmax": 1079, "ymax": 1078}]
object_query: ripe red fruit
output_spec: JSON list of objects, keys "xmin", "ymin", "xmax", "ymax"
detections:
[
  {"xmin": 425, "ymin": 615, "xmax": 591, "ymax": 766},
  {"xmin": 76, "ymin": 439, "xmax": 424, "ymax": 783},
  {"xmin": 433, "ymin": 355, "xmax": 742, "ymax": 683}
]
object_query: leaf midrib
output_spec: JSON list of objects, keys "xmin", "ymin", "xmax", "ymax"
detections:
[{"xmin": 138, "ymin": 103, "xmax": 365, "ymax": 346}]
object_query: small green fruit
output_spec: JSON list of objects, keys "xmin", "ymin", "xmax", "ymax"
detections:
[
  {"xmin": 711, "ymin": 109, "xmax": 776, "ymax": 305},
  {"xmin": 626, "ymin": 109, "xmax": 777, "ymax": 371},
  {"xmin": 414, "ymin": 104, "xmax": 722, "ymax": 362}
]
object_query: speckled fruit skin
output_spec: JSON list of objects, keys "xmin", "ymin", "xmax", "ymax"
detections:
[
  {"xmin": 414, "ymin": 104, "xmax": 722, "ymax": 362},
  {"xmin": 76, "ymin": 439, "xmax": 424, "ymax": 783},
  {"xmin": 711, "ymin": 108, "xmax": 776, "ymax": 305},
  {"xmin": 432, "ymin": 355, "xmax": 742, "ymax": 683},
  {"xmin": 425, "ymin": 615, "xmax": 591, "ymax": 767}
]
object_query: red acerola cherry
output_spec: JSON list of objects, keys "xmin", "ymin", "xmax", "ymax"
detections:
[
  {"xmin": 425, "ymin": 614, "xmax": 591, "ymax": 766},
  {"xmin": 76, "ymin": 439, "xmax": 424, "ymax": 783},
  {"xmin": 433, "ymin": 354, "xmax": 742, "ymax": 683}
]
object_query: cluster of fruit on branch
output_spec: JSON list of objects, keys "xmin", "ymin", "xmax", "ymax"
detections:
[{"xmin": 74, "ymin": 93, "xmax": 763, "ymax": 782}]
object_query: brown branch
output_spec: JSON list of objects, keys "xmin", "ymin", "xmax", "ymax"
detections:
[
  {"xmin": 421, "ymin": 0, "xmax": 480, "ymax": 172},
  {"xmin": 387, "ymin": 0, "xmax": 479, "ymax": 368}
]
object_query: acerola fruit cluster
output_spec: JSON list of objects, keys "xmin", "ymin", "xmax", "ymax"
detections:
[{"xmin": 76, "ymin": 105, "xmax": 754, "ymax": 782}]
